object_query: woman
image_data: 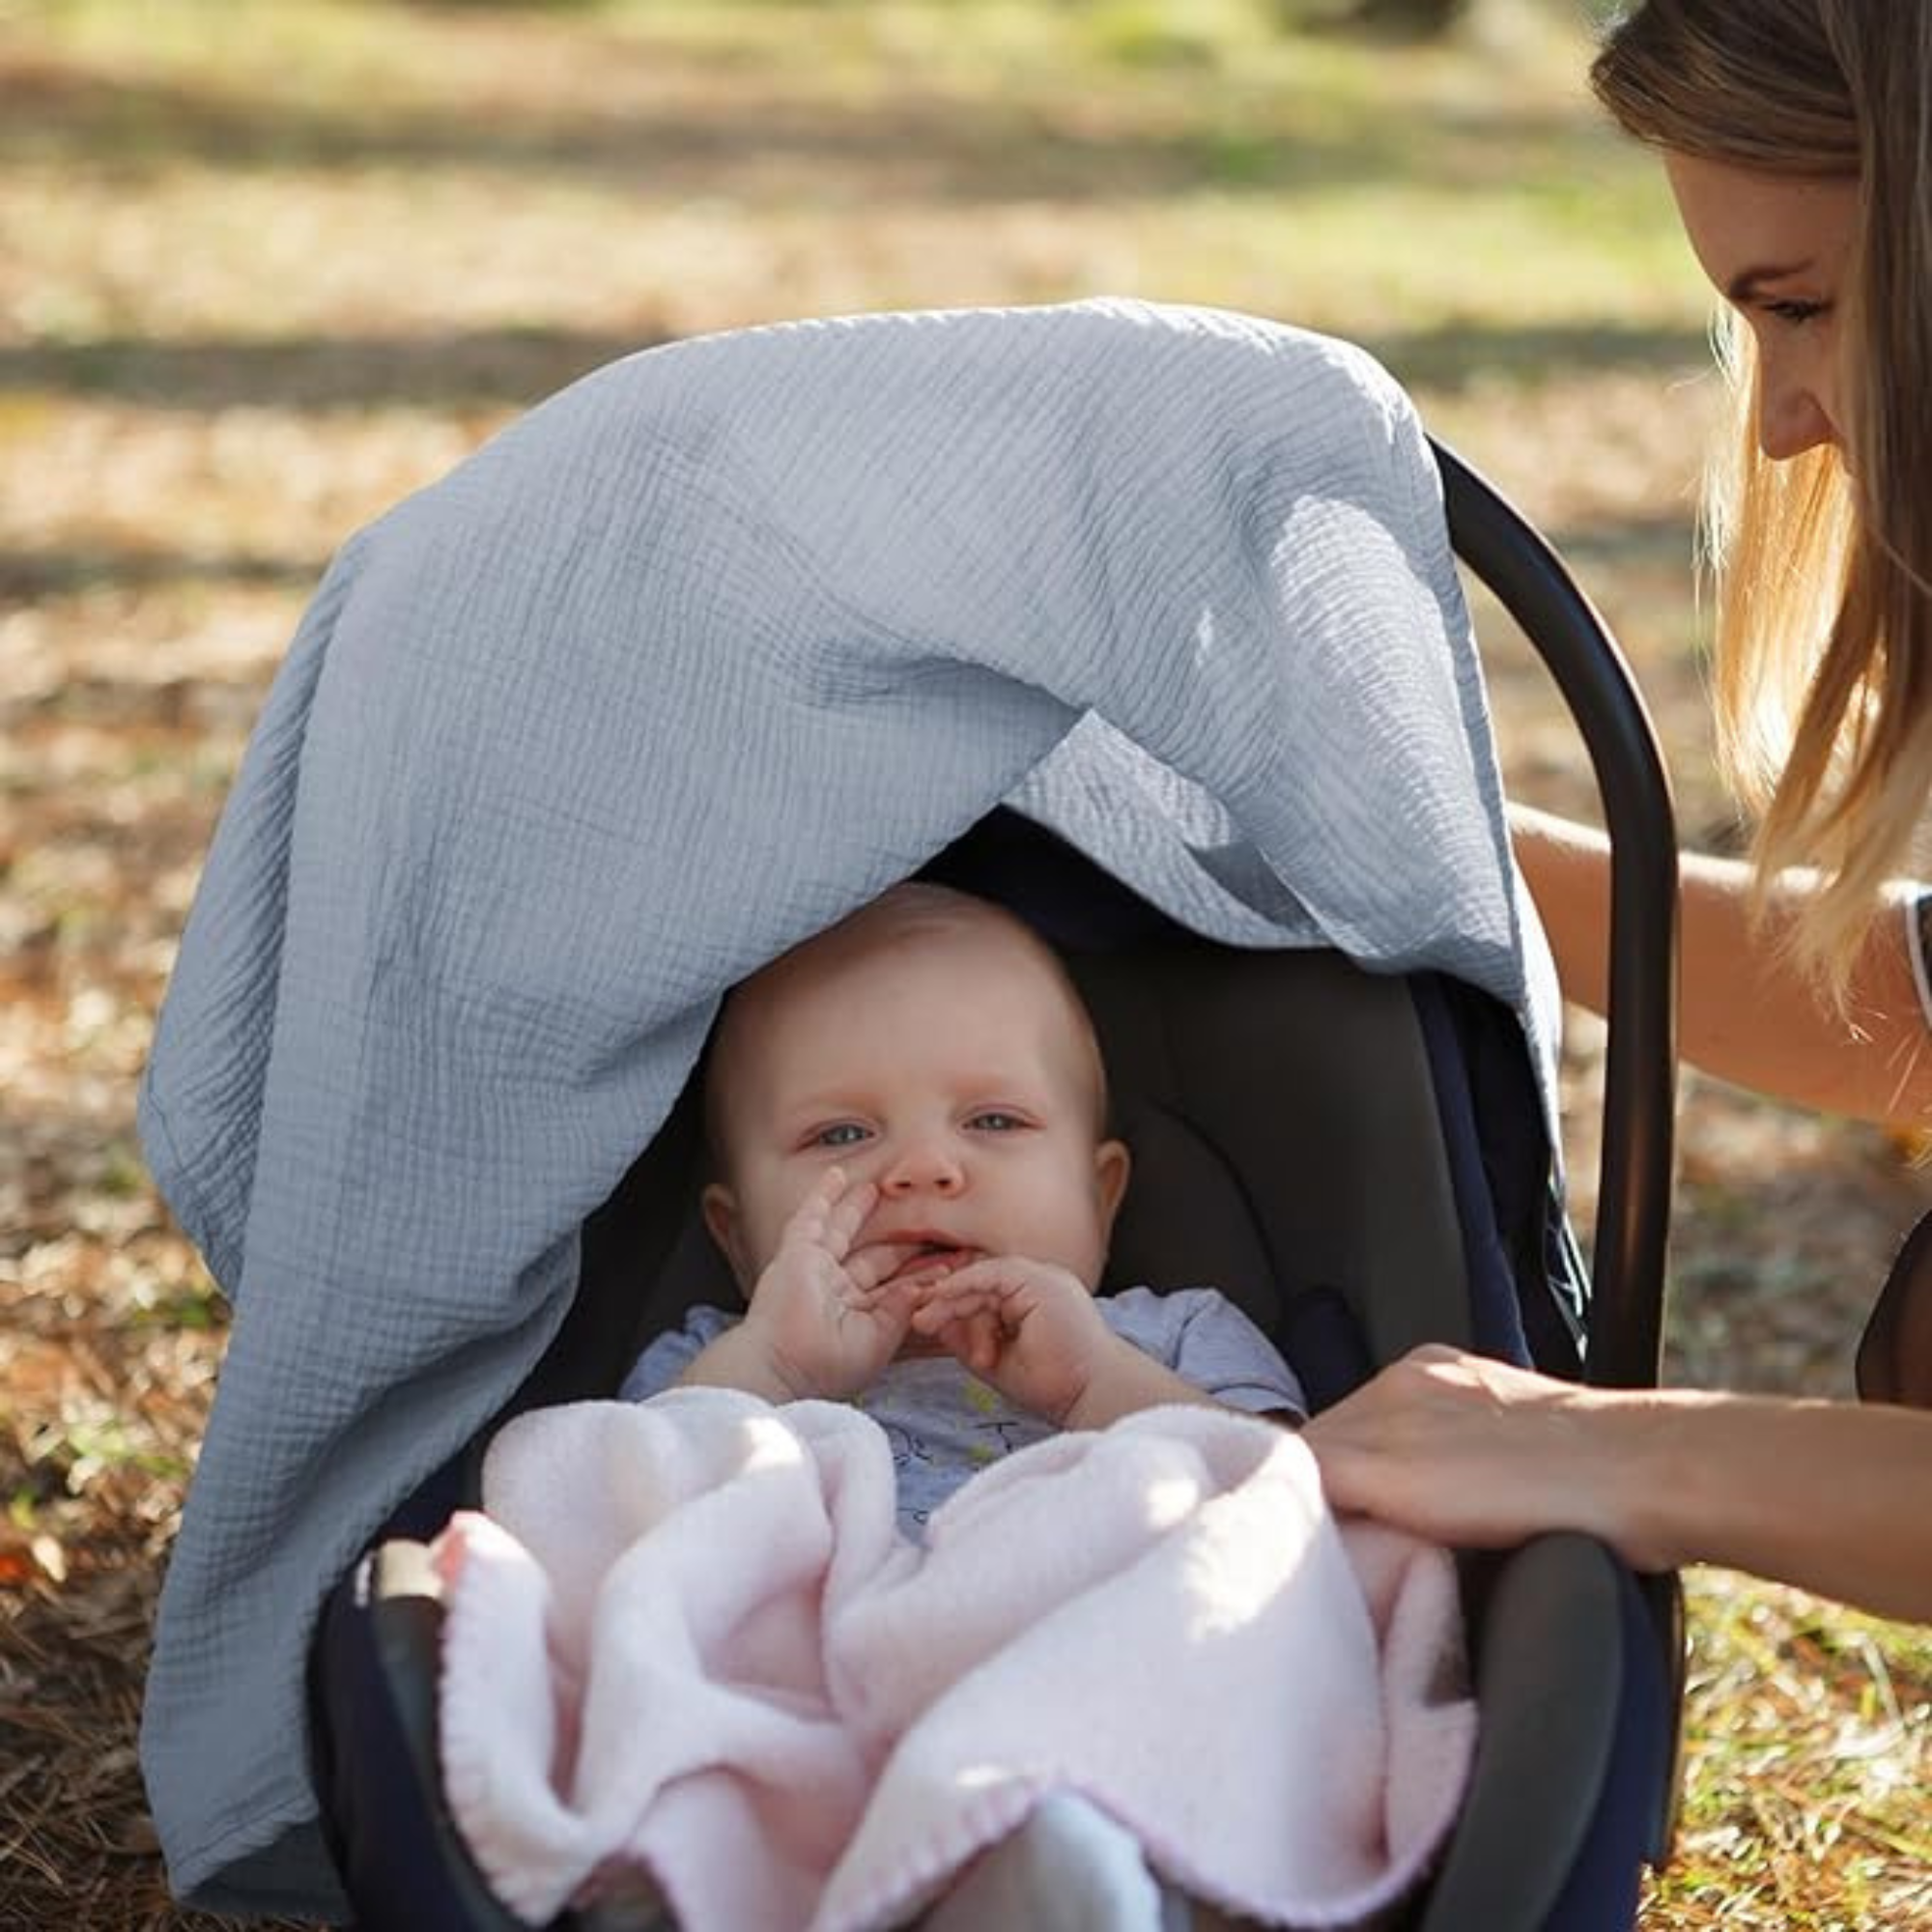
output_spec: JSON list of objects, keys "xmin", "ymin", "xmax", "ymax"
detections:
[{"xmin": 1308, "ymin": 0, "xmax": 1932, "ymax": 1624}]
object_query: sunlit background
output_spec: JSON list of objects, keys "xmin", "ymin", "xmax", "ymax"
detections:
[{"xmin": 2, "ymin": 1, "xmax": 1926, "ymax": 1924}]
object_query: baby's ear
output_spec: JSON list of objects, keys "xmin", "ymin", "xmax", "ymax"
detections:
[
  {"xmin": 700, "ymin": 1181, "xmax": 750, "ymax": 1290},
  {"xmin": 1094, "ymin": 1138, "xmax": 1131, "ymax": 1230}
]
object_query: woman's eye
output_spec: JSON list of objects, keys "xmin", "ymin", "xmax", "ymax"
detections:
[
  {"xmin": 810, "ymin": 1122, "xmax": 869, "ymax": 1149},
  {"xmin": 1762, "ymin": 298, "xmax": 1829, "ymax": 327}
]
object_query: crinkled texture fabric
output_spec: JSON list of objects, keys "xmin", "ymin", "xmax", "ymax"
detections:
[
  {"xmin": 437, "ymin": 1392, "xmax": 1477, "ymax": 1931},
  {"xmin": 136, "ymin": 298, "xmax": 1549, "ymax": 1915}
]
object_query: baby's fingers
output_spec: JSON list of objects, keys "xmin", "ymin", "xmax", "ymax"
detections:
[
  {"xmin": 907, "ymin": 1255, "xmax": 1009, "ymax": 1305},
  {"xmin": 777, "ymin": 1168, "xmax": 875, "ymax": 1256},
  {"xmin": 822, "ymin": 1173, "xmax": 879, "ymax": 1255},
  {"xmin": 961, "ymin": 1308, "xmax": 1002, "ymax": 1374},
  {"xmin": 909, "ymin": 1285, "xmax": 1000, "ymax": 1331},
  {"xmin": 919, "ymin": 1308, "xmax": 1003, "ymax": 1375},
  {"xmin": 777, "ymin": 1165, "xmax": 839, "ymax": 1247},
  {"xmin": 844, "ymin": 1241, "xmax": 922, "ymax": 1294}
]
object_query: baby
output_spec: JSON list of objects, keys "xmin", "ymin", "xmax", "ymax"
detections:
[
  {"xmin": 622, "ymin": 880, "xmax": 1304, "ymax": 1536},
  {"xmin": 451, "ymin": 890, "xmax": 1385, "ymax": 1931}
]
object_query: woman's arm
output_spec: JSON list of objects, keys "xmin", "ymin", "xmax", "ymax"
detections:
[
  {"xmin": 1304, "ymin": 1346, "xmax": 1932, "ymax": 1623},
  {"xmin": 1513, "ymin": 803, "xmax": 1932, "ymax": 1124}
]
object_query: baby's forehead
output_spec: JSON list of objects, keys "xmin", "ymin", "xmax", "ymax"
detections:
[
  {"xmin": 822, "ymin": 888, "xmax": 1033, "ymax": 963},
  {"xmin": 708, "ymin": 895, "xmax": 1100, "ymax": 1116},
  {"xmin": 744, "ymin": 905, "xmax": 1064, "ymax": 1041}
]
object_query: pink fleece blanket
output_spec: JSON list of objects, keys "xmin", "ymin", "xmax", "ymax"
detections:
[{"xmin": 435, "ymin": 1389, "xmax": 1476, "ymax": 1930}]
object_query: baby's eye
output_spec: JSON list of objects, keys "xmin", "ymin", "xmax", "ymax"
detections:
[
  {"xmin": 810, "ymin": 1122, "xmax": 870, "ymax": 1149},
  {"xmin": 966, "ymin": 1110, "xmax": 1028, "ymax": 1133}
]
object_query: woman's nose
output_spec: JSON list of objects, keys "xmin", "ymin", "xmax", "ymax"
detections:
[
  {"xmin": 879, "ymin": 1136, "xmax": 964, "ymax": 1196},
  {"xmin": 1756, "ymin": 357, "xmax": 1839, "ymax": 463}
]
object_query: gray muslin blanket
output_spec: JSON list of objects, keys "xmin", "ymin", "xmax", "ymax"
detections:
[{"xmin": 137, "ymin": 298, "xmax": 1556, "ymax": 1918}]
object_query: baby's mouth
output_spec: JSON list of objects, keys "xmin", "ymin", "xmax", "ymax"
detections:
[{"xmin": 887, "ymin": 1240, "xmax": 973, "ymax": 1281}]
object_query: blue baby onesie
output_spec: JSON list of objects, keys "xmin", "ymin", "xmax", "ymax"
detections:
[{"xmin": 620, "ymin": 1286, "xmax": 1304, "ymax": 1541}]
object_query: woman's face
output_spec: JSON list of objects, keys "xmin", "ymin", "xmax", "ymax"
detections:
[{"xmin": 1663, "ymin": 150, "xmax": 1860, "ymax": 463}]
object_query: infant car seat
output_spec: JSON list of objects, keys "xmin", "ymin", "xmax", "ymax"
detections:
[{"xmin": 305, "ymin": 436, "xmax": 1683, "ymax": 1932}]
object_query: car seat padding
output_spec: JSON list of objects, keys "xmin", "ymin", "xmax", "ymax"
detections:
[
  {"xmin": 545, "ymin": 934, "xmax": 1479, "ymax": 1417},
  {"xmin": 1072, "ymin": 940, "xmax": 1474, "ymax": 1365}
]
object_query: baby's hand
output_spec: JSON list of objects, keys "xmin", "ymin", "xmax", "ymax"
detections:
[
  {"xmin": 902, "ymin": 1256, "xmax": 1110, "ymax": 1425},
  {"xmin": 741, "ymin": 1168, "xmax": 924, "ymax": 1400}
]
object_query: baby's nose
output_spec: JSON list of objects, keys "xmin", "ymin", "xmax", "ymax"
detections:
[{"xmin": 880, "ymin": 1137, "xmax": 965, "ymax": 1195}]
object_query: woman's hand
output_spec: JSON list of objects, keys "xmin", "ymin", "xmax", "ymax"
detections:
[
  {"xmin": 1303, "ymin": 1345, "xmax": 1646, "ymax": 1557},
  {"xmin": 1306, "ymin": 1343, "xmax": 1932, "ymax": 1620}
]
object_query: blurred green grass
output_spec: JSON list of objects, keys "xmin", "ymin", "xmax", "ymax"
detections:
[{"xmin": 6, "ymin": 0, "xmax": 1702, "ymax": 352}]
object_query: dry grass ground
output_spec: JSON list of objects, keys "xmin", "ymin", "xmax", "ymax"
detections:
[{"xmin": 2, "ymin": 1, "xmax": 1927, "ymax": 1926}]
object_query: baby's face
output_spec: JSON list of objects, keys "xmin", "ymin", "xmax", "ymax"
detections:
[{"xmin": 704, "ymin": 909, "xmax": 1127, "ymax": 1294}]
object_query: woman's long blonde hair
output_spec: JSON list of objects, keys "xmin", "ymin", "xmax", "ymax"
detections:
[{"xmin": 1592, "ymin": 0, "xmax": 1932, "ymax": 997}]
